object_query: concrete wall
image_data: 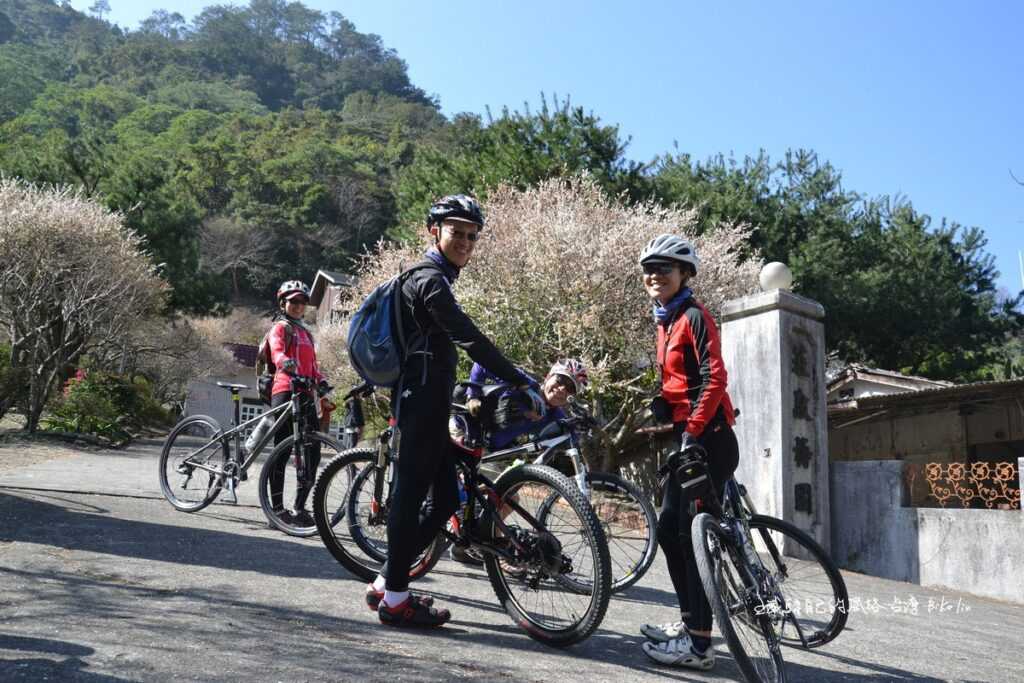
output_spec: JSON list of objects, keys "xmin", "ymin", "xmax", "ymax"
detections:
[
  {"xmin": 722, "ymin": 305, "xmax": 785, "ymax": 520},
  {"xmin": 831, "ymin": 459, "xmax": 1024, "ymax": 604},
  {"xmin": 722, "ymin": 289, "xmax": 830, "ymax": 552},
  {"xmin": 831, "ymin": 461, "xmax": 920, "ymax": 582},
  {"xmin": 184, "ymin": 373, "xmax": 263, "ymax": 432}
]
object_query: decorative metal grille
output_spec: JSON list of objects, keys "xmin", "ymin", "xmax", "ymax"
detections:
[{"xmin": 904, "ymin": 461, "xmax": 1020, "ymax": 510}]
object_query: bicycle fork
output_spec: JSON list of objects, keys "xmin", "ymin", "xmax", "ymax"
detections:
[{"xmin": 368, "ymin": 427, "xmax": 393, "ymax": 524}]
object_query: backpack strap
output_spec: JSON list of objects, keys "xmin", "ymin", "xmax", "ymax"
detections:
[{"xmin": 393, "ymin": 260, "xmax": 442, "ymax": 359}]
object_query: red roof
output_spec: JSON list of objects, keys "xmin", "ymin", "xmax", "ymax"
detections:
[{"xmin": 224, "ymin": 343, "xmax": 259, "ymax": 368}]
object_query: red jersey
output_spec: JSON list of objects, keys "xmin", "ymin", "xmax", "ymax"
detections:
[
  {"xmin": 269, "ymin": 320, "xmax": 323, "ymax": 396},
  {"xmin": 656, "ymin": 298, "xmax": 736, "ymax": 437}
]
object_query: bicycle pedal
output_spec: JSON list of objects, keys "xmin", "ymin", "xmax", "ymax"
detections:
[{"xmin": 238, "ymin": 471, "xmax": 248, "ymax": 482}]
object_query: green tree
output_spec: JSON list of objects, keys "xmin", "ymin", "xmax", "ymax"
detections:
[
  {"xmin": 395, "ymin": 96, "xmax": 651, "ymax": 233},
  {"xmin": 653, "ymin": 150, "xmax": 1023, "ymax": 380}
]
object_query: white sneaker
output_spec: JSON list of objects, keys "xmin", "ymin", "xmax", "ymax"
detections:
[
  {"xmin": 640, "ymin": 620, "xmax": 685, "ymax": 643},
  {"xmin": 642, "ymin": 635, "xmax": 715, "ymax": 670}
]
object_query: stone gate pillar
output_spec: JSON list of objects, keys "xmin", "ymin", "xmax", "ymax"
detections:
[{"xmin": 720, "ymin": 280, "xmax": 831, "ymax": 553}]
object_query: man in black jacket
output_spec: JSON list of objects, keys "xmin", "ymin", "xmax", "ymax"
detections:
[{"xmin": 368, "ymin": 194, "xmax": 527, "ymax": 628}]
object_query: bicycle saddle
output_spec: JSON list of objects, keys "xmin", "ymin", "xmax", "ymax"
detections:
[
  {"xmin": 456, "ymin": 380, "xmax": 509, "ymax": 398},
  {"xmin": 216, "ymin": 382, "xmax": 249, "ymax": 391}
]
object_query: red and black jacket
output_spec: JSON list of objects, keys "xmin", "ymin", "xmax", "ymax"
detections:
[{"xmin": 656, "ymin": 297, "xmax": 736, "ymax": 437}]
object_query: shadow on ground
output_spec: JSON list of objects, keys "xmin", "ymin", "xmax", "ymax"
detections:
[{"xmin": 0, "ymin": 489, "xmax": 354, "ymax": 581}]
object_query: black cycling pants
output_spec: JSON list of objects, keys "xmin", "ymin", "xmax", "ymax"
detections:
[
  {"xmin": 269, "ymin": 391, "xmax": 322, "ymax": 512},
  {"xmin": 384, "ymin": 376, "xmax": 460, "ymax": 592},
  {"xmin": 658, "ymin": 420, "xmax": 739, "ymax": 632}
]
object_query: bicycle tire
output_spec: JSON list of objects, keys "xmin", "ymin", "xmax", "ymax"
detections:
[
  {"xmin": 345, "ymin": 455, "xmax": 389, "ymax": 562},
  {"xmin": 748, "ymin": 515, "xmax": 849, "ymax": 648},
  {"xmin": 537, "ymin": 471, "xmax": 657, "ymax": 593},
  {"xmin": 484, "ymin": 464, "xmax": 611, "ymax": 647},
  {"xmin": 692, "ymin": 512, "xmax": 787, "ymax": 683},
  {"xmin": 311, "ymin": 449, "xmax": 433, "ymax": 582},
  {"xmin": 158, "ymin": 415, "xmax": 227, "ymax": 512},
  {"xmin": 258, "ymin": 431, "xmax": 342, "ymax": 537}
]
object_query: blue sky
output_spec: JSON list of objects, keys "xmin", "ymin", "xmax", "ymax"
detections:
[{"xmin": 72, "ymin": 0, "xmax": 1024, "ymax": 297}]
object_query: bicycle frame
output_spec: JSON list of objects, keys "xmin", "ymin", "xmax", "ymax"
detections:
[
  {"xmin": 178, "ymin": 389, "xmax": 315, "ymax": 480},
  {"xmin": 480, "ymin": 430, "xmax": 591, "ymax": 495},
  {"xmin": 442, "ymin": 449, "xmax": 563, "ymax": 568}
]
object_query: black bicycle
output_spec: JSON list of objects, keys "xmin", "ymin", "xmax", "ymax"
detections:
[
  {"xmin": 442, "ymin": 383, "xmax": 657, "ymax": 592},
  {"xmin": 684, "ymin": 450, "xmax": 849, "ymax": 683},
  {"xmin": 159, "ymin": 376, "xmax": 343, "ymax": 536},
  {"xmin": 312, "ymin": 385, "xmax": 612, "ymax": 647},
  {"xmin": 328, "ymin": 381, "xmax": 657, "ymax": 593}
]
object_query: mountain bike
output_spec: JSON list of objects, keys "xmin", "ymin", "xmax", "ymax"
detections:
[
  {"xmin": 158, "ymin": 376, "xmax": 343, "ymax": 537},
  {"xmin": 312, "ymin": 385, "xmax": 612, "ymax": 647},
  {"xmin": 445, "ymin": 382, "xmax": 657, "ymax": 592},
  {"xmin": 684, "ymin": 449, "xmax": 849, "ymax": 683},
  {"xmin": 324, "ymin": 381, "xmax": 657, "ymax": 593}
]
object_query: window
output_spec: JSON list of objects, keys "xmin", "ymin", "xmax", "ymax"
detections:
[{"xmin": 240, "ymin": 400, "xmax": 263, "ymax": 435}]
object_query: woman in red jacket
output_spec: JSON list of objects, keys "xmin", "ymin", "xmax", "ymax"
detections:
[
  {"xmin": 268, "ymin": 279, "xmax": 326, "ymax": 528},
  {"xmin": 636, "ymin": 235, "xmax": 739, "ymax": 671}
]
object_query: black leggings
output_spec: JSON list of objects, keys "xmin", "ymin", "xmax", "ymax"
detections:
[
  {"xmin": 269, "ymin": 391, "xmax": 322, "ymax": 512},
  {"xmin": 658, "ymin": 421, "xmax": 739, "ymax": 632},
  {"xmin": 383, "ymin": 375, "xmax": 460, "ymax": 592}
]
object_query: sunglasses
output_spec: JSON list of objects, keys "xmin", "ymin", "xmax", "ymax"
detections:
[
  {"xmin": 551, "ymin": 375, "xmax": 577, "ymax": 394},
  {"xmin": 443, "ymin": 226, "xmax": 480, "ymax": 242},
  {"xmin": 642, "ymin": 263, "xmax": 678, "ymax": 276}
]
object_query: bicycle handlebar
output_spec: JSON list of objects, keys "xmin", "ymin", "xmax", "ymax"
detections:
[{"xmin": 343, "ymin": 381, "xmax": 375, "ymax": 401}]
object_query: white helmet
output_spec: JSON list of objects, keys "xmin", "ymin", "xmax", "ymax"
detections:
[
  {"xmin": 639, "ymin": 234, "xmax": 699, "ymax": 274},
  {"xmin": 277, "ymin": 280, "xmax": 311, "ymax": 303},
  {"xmin": 548, "ymin": 359, "xmax": 589, "ymax": 394}
]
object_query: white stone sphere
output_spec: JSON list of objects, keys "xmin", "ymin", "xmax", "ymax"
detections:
[{"xmin": 759, "ymin": 262, "xmax": 793, "ymax": 291}]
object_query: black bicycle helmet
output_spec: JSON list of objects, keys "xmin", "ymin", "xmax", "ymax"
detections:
[{"xmin": 427, "ymin": 194, "xmax": 484, "ymax": 229}]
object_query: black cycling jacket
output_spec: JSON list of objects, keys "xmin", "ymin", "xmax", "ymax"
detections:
[{"xmin": 397, "ymin": 260, "xmax": 522, "ymax": 387}]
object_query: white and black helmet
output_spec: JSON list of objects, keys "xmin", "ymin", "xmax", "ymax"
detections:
[
  {"xmin": 548, "ymin": 359, "xmax": 589, "ymax": 394},
  {"xmin": 277, "ymin": 280, "xmax": 311, "ymax": 303},
  {"xmin": 638, "ymin": 234, "xmax": 699, "ymax": 274}
]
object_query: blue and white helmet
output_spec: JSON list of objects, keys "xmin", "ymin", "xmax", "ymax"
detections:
[{"xmin": 639, "ymin": 234, "xmax": 700, "ymax": 274}]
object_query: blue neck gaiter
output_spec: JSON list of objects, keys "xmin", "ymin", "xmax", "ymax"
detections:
[
  {"xmin": 653, "ymin": 287, "xmax": 693, "ymax": 325},
  {"xmin": 425, "ymin": 247, "xmax": 459, "ymax": 282}
]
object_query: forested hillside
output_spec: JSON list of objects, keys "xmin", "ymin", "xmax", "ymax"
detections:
[{"xmin": 1, "ymin": 0, "xmax": 1020, "ymax": 381}]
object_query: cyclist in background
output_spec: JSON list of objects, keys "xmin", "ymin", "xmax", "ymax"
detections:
[
  {"xmin": 636, "ymin": 235, "xmax": 739, "ymax": 670},
  {"xmin": 267, "ymin": 281, "xmax": 328, "ymax": 528},
  {"xmin": 458, "ymin": 358, "xmax": 589, "ymax": 449}
]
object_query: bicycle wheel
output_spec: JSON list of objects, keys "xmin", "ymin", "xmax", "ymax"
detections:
[
  {"xmin": 312, "ymin": 449, "xmax": 434, "ymax": 582},
  {"xmin": 748, "ymin": 515, "xmax": 848, "ymax": 648},
  {"xmin": 538, "ymin": 472, "xmax": 657, "ymax": 593},
  {"xmin": 258, "ymin": 431, "xmax": 342, "ymax": 537},
  {"xmin": 158, "ymin": 415, "xmax": 227, "ymax": 512},
  {"xmin": 692, "ymin": 513, "xmax": 787, "ymax": 683},
  {"xmin": 345, "ymin": 454, "xmax": 390, "ymax": 562},
  {"xmin": 484, "ymin": 464, "xmax": 611, "ymax": 647}
]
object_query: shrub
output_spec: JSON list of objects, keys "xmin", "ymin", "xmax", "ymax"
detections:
[{"xmin": 45, "ymin": 370, "xmax": 170, "ymax": 444}]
